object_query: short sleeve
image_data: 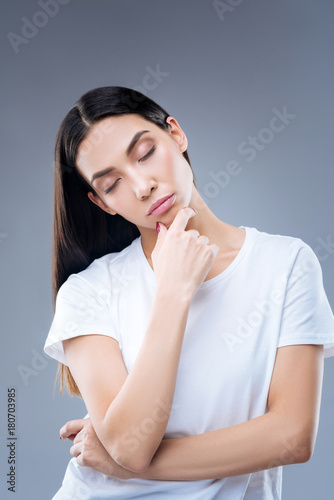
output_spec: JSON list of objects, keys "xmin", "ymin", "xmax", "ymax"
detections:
[
  {"xmin": 43, "ymin": 274, "xmax": 119, "ymax": 366},
  {"xmin": 277, "ymin": 242, "xmax": 334, "ymax": 358}
]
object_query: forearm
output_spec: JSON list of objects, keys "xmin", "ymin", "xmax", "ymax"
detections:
[
  {"xmin": 133, "ymin": 411, "xmax": 307, "ymax": 480},
  {"xmin": 102, "ymin": 286, "xmax": 191, "ymax": 471}
]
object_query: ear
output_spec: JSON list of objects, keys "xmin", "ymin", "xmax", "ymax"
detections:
[
  {"xmin": 166, "ymin": 116, "xmax": 188, "ymax": 153},
  {"xmin": 87, "ymin": 191, "xmax": 117, "ymax": 216}
]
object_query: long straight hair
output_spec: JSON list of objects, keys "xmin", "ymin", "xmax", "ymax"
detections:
[{"xmin": 52, "ymin": 86, "xmax": 197, "ymax": 396}]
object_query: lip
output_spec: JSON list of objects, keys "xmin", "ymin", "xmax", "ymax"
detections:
[{"xmin": 147, "ymin": 194, "xmax": 175, "ymax": 216}]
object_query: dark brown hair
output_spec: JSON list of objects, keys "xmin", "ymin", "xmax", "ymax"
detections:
[{"xmin": 52, "ymin": 86, "xmax": 197, "ymax": 396}]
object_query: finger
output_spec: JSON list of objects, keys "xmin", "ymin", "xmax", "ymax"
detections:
[
  {"xmin": 66, "ymin": 433, "xmax": 79, "ymax": 442},
  {"xmin": 196, "ymin": 235, "xmax": 209, "ymax": 244},
  {"xmin": 59, "ymin": 419, "xmax": 88, "ymax": 440},
  {"xmin": 209, "ymin": 244, "xmax": 220, "ymax": 258},
  {"xmin": 154, "ymin": 219, "xmax": 168, "ymax": 248},
  {"xmin": 73, "ymin": 430, "xmax": 84, "ymax": 445},
  {"xmin": 168, "ymin": 206, "xmax": 196, "ymax": 233},
  {"xmin": 154, "ymin": 207, "xmax": 195, "ymax": 254},
  {"xmin": 69, "ymin": 441, "xmax": 82, "ymax": 458},
  {"xmin": 187, "ymin": 229, "xmax": 200, "ymax": 239}
]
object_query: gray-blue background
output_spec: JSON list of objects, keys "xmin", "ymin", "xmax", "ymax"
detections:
[{"xmin": 1, "ymin": 1, "xmax": 333, "ymax": 498}]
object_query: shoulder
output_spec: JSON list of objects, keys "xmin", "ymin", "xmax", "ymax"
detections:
[
  {"xmin": 248, "ymin": 226, "xmax": 315, "ymax": 265},
  {"xmin": 58, "ymin": 237, "xmax": 140, "ymax": 301},
  {"xmin": 243, "ymin": 226, "xmax": 323, "ymax": 287}
]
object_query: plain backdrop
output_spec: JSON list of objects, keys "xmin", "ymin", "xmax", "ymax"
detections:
[{"xmin": 1, "ymin": 1, "xmax": 333, "ymax": 499}]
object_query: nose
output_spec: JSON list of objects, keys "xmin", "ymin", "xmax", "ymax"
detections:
[
  {"xmin": 130, "ymin": 170, "xmax": 157, "ymax": 200},
  {"xmin": 136, "ymin": 182, "xmax": 156, "ymax": 200}
]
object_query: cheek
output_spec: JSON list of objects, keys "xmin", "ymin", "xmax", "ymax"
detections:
[{"xmin": 157, "ymin": 143, "xmax": 185, "ymax": 181}]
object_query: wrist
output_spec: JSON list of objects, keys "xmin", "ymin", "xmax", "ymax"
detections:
[{"xmin": 155, "ymin": 284, "xmax": 193, "ymax": 308}]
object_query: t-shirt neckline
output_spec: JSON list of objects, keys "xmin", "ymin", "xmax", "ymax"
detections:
[{"xmin": 135, "ymin": 225, "xmax": 253, "ymax": 290}]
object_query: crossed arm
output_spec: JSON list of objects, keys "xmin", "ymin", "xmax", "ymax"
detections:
[{"xmin": 60, "ymin": 343, "xmax": 324, "ymax": 481}]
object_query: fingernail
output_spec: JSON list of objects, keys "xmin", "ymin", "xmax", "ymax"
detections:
[{"xmin": 156, "ymin": 222, "xmax": 160, "ymax": 233}]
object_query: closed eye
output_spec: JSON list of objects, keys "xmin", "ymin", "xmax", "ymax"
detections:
[
  {"xmin": 105, "ymin": 145, "xmax": 156, "ymax": 195},
  {"xmin": 139, "ymin": 145, "xmax": 156, "ymax": 162},
  {"xmin": 105, "ymin": 180, "xmax": 120, "ymax": 195}
]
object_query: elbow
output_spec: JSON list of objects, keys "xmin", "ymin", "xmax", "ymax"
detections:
[
  {"xmin": 294, "ymin": 434, "xmax": 314, "ymax": 464},
  {"xmin": 283, "ymin": 427, "xmax": 315, "ymax": 464},
  {"xmin": 101, "ymin": 417, "xmax": 153, "ymax": 473},
  {"xmin": 295, "ymin": 422, "xmax": 318, "ymax": 463},
  {"xmin": 108, "ymin": 439, "xmax": 152, "ymax": 474},
  {"xmin": 113, "ymin": 448, "xmax": 151, "ymax": 474}
]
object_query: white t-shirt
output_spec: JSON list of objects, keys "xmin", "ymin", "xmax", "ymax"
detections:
[{"xmin": 44, "ymin": 225, "xmax": 334, "ymax": 500}]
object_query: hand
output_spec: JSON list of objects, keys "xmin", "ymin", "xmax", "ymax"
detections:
[
  {"xmin": 152, "ymin": 207, "xmax": 219, "ymax": 301},
  {"xmin": 59, "ymin": 418, "xmax": 135, "ymax": 480}
]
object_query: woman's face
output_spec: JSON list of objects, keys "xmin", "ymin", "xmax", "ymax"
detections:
[{"xmin": 76, "ymin": 113, "xmax": 194, "ymax": 233}]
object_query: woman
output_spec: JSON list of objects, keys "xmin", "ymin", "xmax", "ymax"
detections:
[{"xmin": 44, "ymin": 86, "xmax": 334, "ymax": 499}]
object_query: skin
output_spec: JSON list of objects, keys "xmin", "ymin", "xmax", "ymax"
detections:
[
  {"xmin": 76, "ymin": 113, "xmax": 246, "ymax": 280},
  {"xmin": 59, "ymin": 113, "xmax": 325, "ymax": 481},
  {"xmin": 61, "ymin": 344, "xmax": 324, "ymax": 480}
]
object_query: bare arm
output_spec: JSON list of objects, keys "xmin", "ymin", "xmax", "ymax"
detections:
[
  {"xmin": 103, "ymin": 289, "xmax": 191, "ymax": 468},
  {"xmin": 65, "ymin": 344, "xmax": 323, "ymax": 480},
  {"xmin": 63, "ymin": 288, "xmax": 190, "ymax": 473},
  {"xmin": 133, "ymin": 344, "xmax": 324, "ymax": 480},
  {"xmin": 62, "ymin": 207, "xmax": 219, "ymax": 473}
]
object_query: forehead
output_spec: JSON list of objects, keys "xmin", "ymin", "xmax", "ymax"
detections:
[{"xmin": 76, "ymin": 114, "xmax": 161, "ymax": 179}]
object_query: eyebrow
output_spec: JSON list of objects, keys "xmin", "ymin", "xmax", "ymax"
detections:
[{"xmin": 90, "ymin": 129, "xmax": 150, "ymax": 185}]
